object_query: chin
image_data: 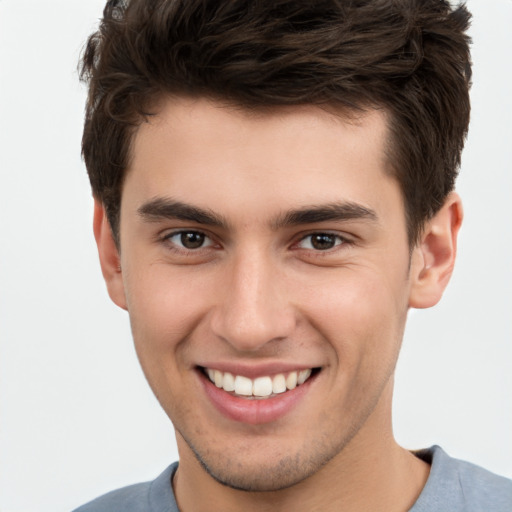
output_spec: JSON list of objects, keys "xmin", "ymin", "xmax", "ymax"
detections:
[
  {"xmin": 182, "ymin": 428, "xmax": 345, "ymax": 493},
  {"xmin": 199, "ymin": 455, "xmax": 317, "ymax": 492}
]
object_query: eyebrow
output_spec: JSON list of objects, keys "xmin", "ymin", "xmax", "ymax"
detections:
[
  {"xmin": 138, "ymin": 198, "xmax": 228, "ymax": 227},
  {"xmin": 137, "ymin": 197, "xmax": 378, "ymax": 229},
  {"xmin": 271, "ymin": 202, "xmax": 378, "ymax": 229}
]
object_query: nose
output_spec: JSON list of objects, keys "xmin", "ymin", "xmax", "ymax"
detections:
[{"xmin": 210, "ymin": 249, "xmax": 296, "ymax": 352}]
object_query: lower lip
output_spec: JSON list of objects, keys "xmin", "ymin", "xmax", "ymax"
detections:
[{"xmin": 199, "ymin": 371, "xmax": 315, "ymax": 425}]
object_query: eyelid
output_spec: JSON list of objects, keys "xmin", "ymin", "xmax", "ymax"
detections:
[
  {"xmin": 160, "ymin": 228, "xmax": 216, "ymax": 250},
  {"xmin": 157, "ymin": 227, "xmax": 353, "ymax": 253},
  {"xmin": 293, "ymin": 231, "xmax": 352, "ymax": 251}
]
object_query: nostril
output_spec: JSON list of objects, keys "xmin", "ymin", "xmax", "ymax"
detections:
[{"xmin": 210, "ymin": 308, "xmax": 296, "ymax": 353}]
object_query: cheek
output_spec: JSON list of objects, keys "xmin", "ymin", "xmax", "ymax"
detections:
[
  {"xmin": 122, "ymin": 264, "xmax": 215, "ymax": 356},
  {"xmin": 122, "ymin": 266, "xmax": 215, "ymax": 417},
  {"xmin": 297, "ymin": 266, "xmax": 408, "ymax": 369}
]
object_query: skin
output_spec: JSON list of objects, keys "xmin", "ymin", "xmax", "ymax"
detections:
[{"xmin": 95, "ymin": 97, "xmax": 462, "ymax": 512}]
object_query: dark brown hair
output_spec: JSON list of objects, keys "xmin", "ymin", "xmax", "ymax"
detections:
[{"xmin": 80, "ymin": 0, "xmax": 472, "ymax": 245}]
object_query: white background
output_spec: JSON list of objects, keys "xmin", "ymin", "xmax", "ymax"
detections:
[{"xmin": 0, "ymin": 1, "xmax": 511, "ymax": 511}]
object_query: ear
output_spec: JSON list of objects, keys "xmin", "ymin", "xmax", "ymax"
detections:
[
  {"xmin": 408, "ymin": 192, "xmax": 463, "ymax": 309},
  {"xmin": 93, "ymin": 200, "xmax": 127, "ymax": 310}
]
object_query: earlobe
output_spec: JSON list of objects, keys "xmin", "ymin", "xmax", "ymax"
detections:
[
  {"xmin": 93, "ymin": 200, "xmax": 128, "ymax": 310},
  {"xmin": 409, "ymin": 193, "xmax": 463, "ymax": 309}
]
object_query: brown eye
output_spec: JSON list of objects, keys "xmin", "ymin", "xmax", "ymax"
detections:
[
  {"xmin": 311, "ymin": 234, "xmax": 336, "ymax": 250},
  {"xmin": 181, "ymin": 232, "xmax": 205, "ymax": 249},
  {"xmin": 166, "ymin": 231, "xmax": 213, "ymax": 250},
  {"xmin": 298, "ymin": 233, "xmax": 344, "ymax": 251}
]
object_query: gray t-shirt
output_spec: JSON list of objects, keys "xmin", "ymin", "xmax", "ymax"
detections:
[{"xmin": 73, "ymin": 446, "xmax": 512, "ymax": 511}]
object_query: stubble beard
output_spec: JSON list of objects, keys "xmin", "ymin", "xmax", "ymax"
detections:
[
  {"xmin": 174, "ymin": 401, "xmax": 375, "ymax": 493},
  {"xmin": 180, "ymin": 429, "xmax": 344, "ymax": 492}
]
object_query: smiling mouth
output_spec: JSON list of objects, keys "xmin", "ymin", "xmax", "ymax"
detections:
[{"xmin": 202, "ymin": 367, "xmax": 318, "ymax": 399}]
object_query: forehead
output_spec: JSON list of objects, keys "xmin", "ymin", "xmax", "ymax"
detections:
[
  {"xmin": 125, "ymin": 97, "xmax": 401, "ymax": 227},
  {"xmin": 132, "ymin": 98, "xmax": 389, "ymax": 167}
]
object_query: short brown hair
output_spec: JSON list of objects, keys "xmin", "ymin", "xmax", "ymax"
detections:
[{"xmin": 80, "ymin": 0, "xmax": 472, "ymax": 245}]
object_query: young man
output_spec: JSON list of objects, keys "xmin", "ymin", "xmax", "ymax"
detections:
[{"xmin": 75, "ymin": 1, "xmax": 512, "ymax": 510}]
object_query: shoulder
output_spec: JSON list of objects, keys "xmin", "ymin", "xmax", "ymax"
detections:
[
  {"xmin": 72, "ymin": 481, "xmax": 152, "ymax": 512},
  {"xmin": 451, "ymin": 453, "xmax": 512, "ymax": 510},
  {"xmin": 72, "ymin": 462, "xmax": 179, "ymax": 512},
  {"xmin": 412, "ymin": 446, "xmax": 512, "ymax": 512}
]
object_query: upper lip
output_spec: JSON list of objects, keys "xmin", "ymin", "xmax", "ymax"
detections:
[{"xmin": 197, "ymin": 361, "xmax": 320, "ymax": 379}]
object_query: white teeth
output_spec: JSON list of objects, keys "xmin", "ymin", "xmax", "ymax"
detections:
[
  {"xmin": 214, "ymin": 369, "xmax": 223, "ymax": 388},
  {"xmin": 205, "ymin": 368, "xmax": 314, "ymax": 397},
  {"xmin": 285, "ymin": 372, "xmax": 297, "ymax": 390},
  {"xmin": 297, "ymin": 368, "xmax": 312, "ymax": 385},
  {"xmin": 253, "ymin": 376, "xmax": 273, "ymax": 397},
  {"xmin": 234, "ymin": 375, "xmax": 253, "ymax": 396},
  {"xmin": 272, "ymin": 374, "xmax": 287, "ymax": 394},
  {"xmin": 223, "ymin": 372, "xmax": 235, "ymax": 392}
]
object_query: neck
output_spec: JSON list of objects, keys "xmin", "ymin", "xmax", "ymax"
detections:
[{"xmin": 173, "ymin": 383, "xmax": 430, "ymax": 512}]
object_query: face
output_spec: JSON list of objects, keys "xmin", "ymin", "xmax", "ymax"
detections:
[{"xmin": 112, "ymin": 98, "xmax": 417, "ymax": 491}]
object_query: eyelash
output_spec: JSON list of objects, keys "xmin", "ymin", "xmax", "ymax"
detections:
[
  {"xmin": 160, "ymin": 229, "xmax": 351, "ymax": 255},
  {"xmin": 161, "ymin": 230, "xmax": 216, "ymax": 253},
  {"xmin": 295, "ymin": 232, "xmax": 349, "ymax": 252}
]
